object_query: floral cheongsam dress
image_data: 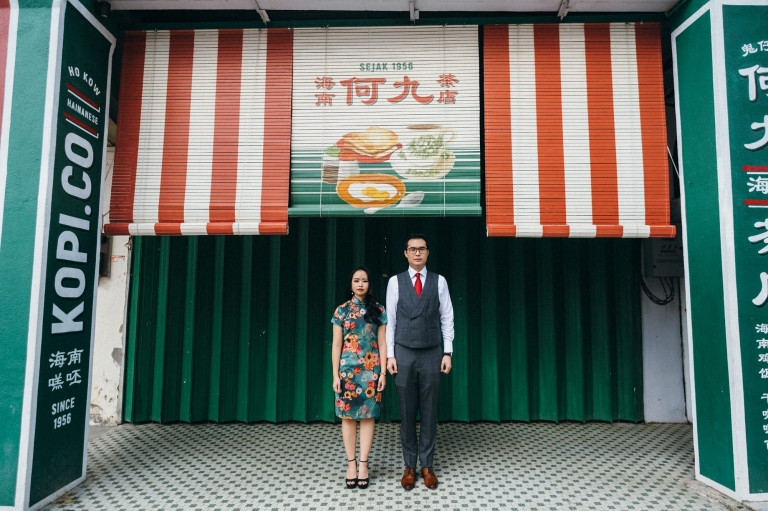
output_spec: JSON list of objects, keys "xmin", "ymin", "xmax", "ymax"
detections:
[{"xmin": 332, "ymin": 298, "xmax": 388, "ymax": 420}]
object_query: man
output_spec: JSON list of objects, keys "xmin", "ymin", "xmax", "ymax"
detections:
[{"xmin": 386, "ymin": 233, "xmax": 454, "ymax": 491}]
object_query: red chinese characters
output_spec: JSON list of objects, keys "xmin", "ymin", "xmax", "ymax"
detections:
[
  {"xmin": 340, "ymin": 77, "xmax": 387, "ymax": 105},
  {"xmin": 312, "ymin": 74, "xmax": 459, "ymax": 106}
]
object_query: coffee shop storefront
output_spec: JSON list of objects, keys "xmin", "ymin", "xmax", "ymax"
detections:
[{"xmin": 2, "ymin": 1, "xmax": 768, "ymax": 509}]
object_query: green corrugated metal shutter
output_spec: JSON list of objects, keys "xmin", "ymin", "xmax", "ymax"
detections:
[{"xmin": 123, "ymin": 217, "xmax": 644, "ymax": 423}]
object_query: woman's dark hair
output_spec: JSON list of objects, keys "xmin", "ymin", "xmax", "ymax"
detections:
[{"xmin": 347, "ymin": 266, "xmax": 383, "ymax": 326}]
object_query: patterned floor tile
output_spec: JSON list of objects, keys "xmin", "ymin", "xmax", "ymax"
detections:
[{"xmin": 43, "ymin": 422, "xmax": 737, "ymax": 510}]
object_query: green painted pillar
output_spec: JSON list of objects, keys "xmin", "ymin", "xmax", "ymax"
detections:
[
  {"xmin": 0, "ymin": 0, "xmax": 114, "ymax": 509},
  {"xmin": 672, "ymin": 0, "xmax": 768, "ymax": 501}
]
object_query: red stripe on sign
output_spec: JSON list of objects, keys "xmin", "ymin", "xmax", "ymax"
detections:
[
  {"xmin": 744, "ymin": 166, "xmax": 768, "ymax": 172},
  {"xmin": 542, "ymin": 225, "xmax": 570, "ymax": 237},
  {"xmin": 534, "ymin": 24, "xmax": 567, "ymax": 225},
  {"xmin": 209, "ymin": 29, "xmax": 244, "ymax": 234},
  {"xmin": 112, "ymin": 31, "xmax": 146, "ymax": 225},
  {"xmin": 483, "ymin": 25, "xmax": 514, "ymax": 228},
  {"xmin": 260, "ymin": 29, "xmax": 293, "ymax": 227},
  {"xmin": 635, "ymin": 23, "xmax": 668, "ymax": 227},
  {"xmin": 158, "ymin": 30, "xmax": 195, "ymax": 233},
  {"xmin": 584, "ymin": 24, "xmax": 619, "ymax": 226},
  {"xmin": 66, "ymin": 83, "xmax": 100, "ymax": 111},
  {"xmin": 64, "ymin": 112, "xmax": 98, "ymax": 136},
  {"xmin": 745, "ymin": 200, "xmax": 768, "ymax": 206}
]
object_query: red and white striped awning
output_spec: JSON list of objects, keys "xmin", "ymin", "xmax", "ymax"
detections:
[
  {"xmin": 105, "ymin": 28, "xmax": 293, "ymax": 236},
  {"xmin": 484, "ymin": 23, "xmax": 675, "ymax": 238}
]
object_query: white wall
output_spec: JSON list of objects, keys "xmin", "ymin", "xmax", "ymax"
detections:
[
  {"xmin": 90, "ymin": 148, "xmax": 130, "ymax": 425},
  {"xmin": 641, "ymin": 276, "xmax": 689, "ymax": 423}
]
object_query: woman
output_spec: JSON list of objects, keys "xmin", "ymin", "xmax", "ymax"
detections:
[{"xmin": 332, "ymin": 266, "xmax": 388, "ymax": 490}]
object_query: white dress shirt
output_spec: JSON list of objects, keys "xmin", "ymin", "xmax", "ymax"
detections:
[{"xmin": 385, "ymin": 266, "xmax": 455, "ymax": 356}]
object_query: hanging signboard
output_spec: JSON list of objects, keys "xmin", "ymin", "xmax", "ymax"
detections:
[
  {"xmin": 289, "ymin": 26, "xmax": 481, "ymax": 217},
  {"xmin": 724, "ymin": 3, "xmax": 768, "ymax": 494},
  {"xmin": 27, "ymin": 0, "xmax": 114, "ymax": 507}
]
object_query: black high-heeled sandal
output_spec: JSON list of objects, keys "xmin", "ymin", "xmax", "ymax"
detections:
[
  {"xmin": 357, "ymin": 460, "xmax": 369, "ymax": 489},
  {"xmin": 345, "ymin": 459, "xmax": 358, "ymax": 489}
]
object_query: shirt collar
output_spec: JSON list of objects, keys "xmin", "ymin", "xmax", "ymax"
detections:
[
  {"xmin": 408, "ymin": 266, "xmax": 427, "ymax": 279},
  {"xmin": 352, "ymin": 296, "xmax": 364, "ymax": 305}
]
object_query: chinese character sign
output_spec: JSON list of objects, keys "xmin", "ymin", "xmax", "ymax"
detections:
[
  {"xmin": 290, "ymin": 26, "xmax": 481, "ymax": 216},
  {"xmin": 28, "ymin": 1, "xmax": 114, "ymax": 506},
  {"xmin": 724, "ymin": 3, "xmax": 768, "ymax": 492}
]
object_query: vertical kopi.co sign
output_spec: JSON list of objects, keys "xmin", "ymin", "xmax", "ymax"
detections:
[{"xmin": 23, "ymin": 0, "xmax": 114, "ymax": 508}]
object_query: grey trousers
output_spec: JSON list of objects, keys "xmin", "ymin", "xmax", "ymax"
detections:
[{"xmin": 394, "ymin": 344, "xmax": 442, "ymax": 468}]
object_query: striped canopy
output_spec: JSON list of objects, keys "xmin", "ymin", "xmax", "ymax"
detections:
[
  {"xmin": 105, "ymin": 28, "xmax": 292, "ymax": 236},
  {"xmin": 484, "ymin": 23, "xmax": 675, "ymax": 238}
]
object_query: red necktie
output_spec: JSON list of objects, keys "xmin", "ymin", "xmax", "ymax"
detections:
[{"xmin": 414, "ymin": 272, "xmax": 422, "ymax": 297}]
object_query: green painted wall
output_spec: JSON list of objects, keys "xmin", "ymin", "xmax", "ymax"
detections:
[
  {"xmin": 0, "ymin": 0, "xmax": 54, "ymax": 504},
  {"xmin": 123, "ymin": 218, "xmax": 644, "ymax": 424},
  {"xmin": 675, "ymin": 11, "xmax": 736, "ymax": 491}
]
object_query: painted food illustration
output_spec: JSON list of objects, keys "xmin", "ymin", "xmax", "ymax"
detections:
[
  {"xmin": 326, "ymin": 124, "xmax": 457, "ymax": 211},
  {"xmin": 337, "ymin": 174, "xmax": 406, "ymax": 209},
  {"xmin": 389, "ymin": 124, "xmax": 456, "ymax": 180},
  {"xmin": 337, "ymin": 126, "xmax": 402, "ymax": 163}
]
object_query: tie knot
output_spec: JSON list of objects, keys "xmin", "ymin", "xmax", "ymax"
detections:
[{"xmin": 415, "ymin": 272, "xmax": 421, "ymax": 278}]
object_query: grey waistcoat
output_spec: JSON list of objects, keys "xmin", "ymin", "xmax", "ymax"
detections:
[{"xmin": 394, "ymin": 271, "xmax": 442, "ymax": 348}]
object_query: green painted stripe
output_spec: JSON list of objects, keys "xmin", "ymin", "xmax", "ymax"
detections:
[
  {"xmin": 208, "ymin": 237, "xmax": 225, "ymax": 420},
  {"xmin": 0, "ymin": 2, "xmax": 55, "ymax": 502},
  {"xmin": 180, "ymin": 237, "xmax": 198, "ymax": 422},
  {"xmin": 151, "ymin": 237, "xmax": 170, "ymax": 422},
  {"xmin": 236, "ymin": 237, "xmax": 252, "ymax": 422},
  {"xmin": 676, "ymin": 12, "xmax": 735, "ymax": 491}
]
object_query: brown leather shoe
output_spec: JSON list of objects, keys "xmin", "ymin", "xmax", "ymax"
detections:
[
  {"xmin": 401, "ymin": 467, "xmax": 416, "ymax": 490},
  {"xmin": 421, "ymin": 467, "xmax": 438, "ymax": 490}
]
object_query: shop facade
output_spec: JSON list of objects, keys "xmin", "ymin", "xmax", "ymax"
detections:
[{"xmin": 0, "ymin": 0, "xmax": 766, "ymax": 509}]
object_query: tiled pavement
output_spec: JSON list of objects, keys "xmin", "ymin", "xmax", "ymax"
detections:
[{"xmin": 45, "ymin": 422, "xmax": 748, "ymax": 510}]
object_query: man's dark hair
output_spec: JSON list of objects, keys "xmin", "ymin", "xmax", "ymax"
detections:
[{"xmin": 404, "ymin": 233, "xmax": 428, "ymax": 251}]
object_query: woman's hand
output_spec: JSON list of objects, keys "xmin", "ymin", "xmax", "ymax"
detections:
[
  {"xmin": 333, "ymin": 374, "xmax": 341, "ymax": 394},
  {"xmin": 377, "ymin": 373, "xmax": 386, "ymax": 392}
]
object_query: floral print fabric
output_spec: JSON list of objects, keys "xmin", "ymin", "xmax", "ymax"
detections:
[{"xmin": 331, "ymin": 298, "xmax": 387, "ymax": 420}]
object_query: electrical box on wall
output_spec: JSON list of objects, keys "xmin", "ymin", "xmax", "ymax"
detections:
[{"xmin": 642, "ymin": 227, "xmax": 684, "ymax": 277}]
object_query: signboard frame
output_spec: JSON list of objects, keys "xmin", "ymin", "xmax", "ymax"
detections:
[{"xmin": 13, "ymin": 0, "xmax": 115, "ymax": 509}]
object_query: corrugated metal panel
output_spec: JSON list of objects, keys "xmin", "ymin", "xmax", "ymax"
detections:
[
  {"xmin": 106, "ymin": 28, "xmax": 292, "ymax": 236},
  {"xmin": 289, "ymin": 26, "xmax": 481, "ymax": 217},
  {"xmin": 484, "ymin": 23, "xmax": 675, "ymax": 239},
  {"xmin": 123, "ymin": 217, "xmax": 644, "ymax": 423}
]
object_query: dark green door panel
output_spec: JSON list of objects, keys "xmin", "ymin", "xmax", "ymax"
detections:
[{"xmin": 124, "ymin": 217, "xmax": 644, "ymax": 423}]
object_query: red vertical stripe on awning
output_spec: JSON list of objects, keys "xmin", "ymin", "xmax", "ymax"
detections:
[
  {"xmin": 483, "ymin": 25, "xmax": 514, "ymax": 233},
  {"xmin": 635, "ymin": 22, "xmax": 669, "ymax": 227},
  {"xmin": 584, "ymin": 24, "xmax": 619, "ymax": 227},
  {"xmin": 534, "ymin": 24, "xmax": 567, "ymax": 226},
  {"xmin": 0, "ymin": 0, "xmax": 11, "ymax": 153},
  {"xmin": 260, "ymin": 28, "xmax": 293, "ymax": 231},
  {"xmin": 111, "ymin": 31, "xmax": 145, "ymax": 226},
  {"xmin": 157, "ymin": 31, "xmax": 194, "ymax": 234},
  {"xmin": 208, "ymin": 29, "xmax": 244, "ymax": 234}
]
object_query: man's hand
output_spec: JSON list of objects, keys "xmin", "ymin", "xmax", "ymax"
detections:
[
  {"xmin": 387, "ymin": 357, "xmax": 398, "ymax": 375},
  {"xmin": 441, "ymin": 355, "xmax": 452, "ymax": 374}
]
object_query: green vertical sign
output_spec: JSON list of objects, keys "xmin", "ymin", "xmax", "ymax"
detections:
[
  {"xmin": 723, "ymin": 4, "xmax": 768, "ymax": 494},
  {"xmin": 28, "ymin": 0, "xmax": 113, "ymax": 506}
]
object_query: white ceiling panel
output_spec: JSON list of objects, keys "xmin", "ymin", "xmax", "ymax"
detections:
[{"xmin": 109, "ymin": 0, "xmax": 679, "ymax": 12}]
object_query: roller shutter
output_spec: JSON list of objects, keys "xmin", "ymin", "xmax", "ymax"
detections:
[
  {"xmin": 289, "ymin": 26, "xmax": 481, "ymax": 217},
  {"xmin": 106, "ymin": 28, "xmax": 292, "ymax": 236},
  {"xmin": 484, "ymin": 23, "xmax": 675, "ymax": 238}
]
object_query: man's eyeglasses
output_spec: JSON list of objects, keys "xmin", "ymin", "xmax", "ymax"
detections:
[{"xmin": 407, "ymin": 247, "xmax": 428, "ymax": 254}]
